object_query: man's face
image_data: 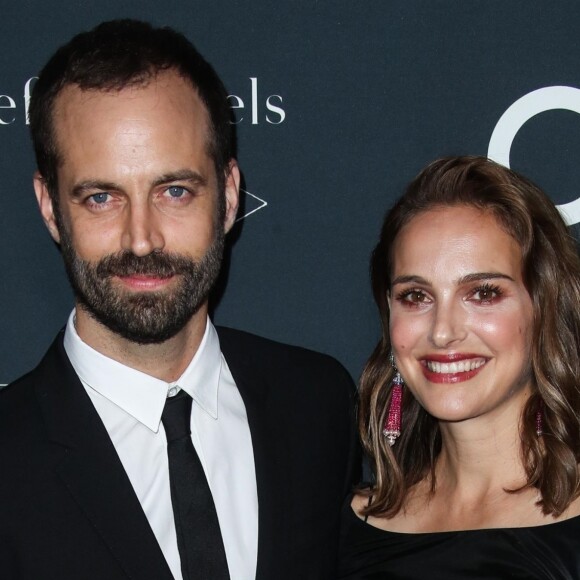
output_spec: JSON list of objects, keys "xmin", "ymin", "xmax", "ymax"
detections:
[{"xmin": 35, "ymin": 70, "xmax": 239, "ymax": 343}]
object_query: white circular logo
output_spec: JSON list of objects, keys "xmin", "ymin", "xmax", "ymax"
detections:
[{"xmin": 488, "ymin": 85, "xmax": 580, "ymax": 226}]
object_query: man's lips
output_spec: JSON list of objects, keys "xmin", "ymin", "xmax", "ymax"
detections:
[
  {"xmin": 115, "ymin": 274, "xmax": 176, "ymax": 290},
  {"xmin": 419, "ymin": 354, "xmax": 488, "ymax": 384}
]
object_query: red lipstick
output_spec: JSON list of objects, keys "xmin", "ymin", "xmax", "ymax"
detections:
[{"xmin": 420, "ymin": 354, "xmax": 488, "ymax": 384}]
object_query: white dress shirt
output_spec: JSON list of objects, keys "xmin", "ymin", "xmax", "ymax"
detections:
[{"xmin": 63, "ymin": 311, "xmax": 258, "ymax": 580}]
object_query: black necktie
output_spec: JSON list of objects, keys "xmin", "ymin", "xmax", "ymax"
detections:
[{"xmin": 161, "ymin": 390, "xmax": 230, "ymax": 580}]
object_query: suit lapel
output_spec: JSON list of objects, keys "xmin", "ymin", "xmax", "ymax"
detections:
[
  {"xmin": 218, "ymin": 329, "xmax": 288, "ymax": 580},
  {"xmin": 35, "ymin": 335, "xmax": 174, "ymax": 580}
]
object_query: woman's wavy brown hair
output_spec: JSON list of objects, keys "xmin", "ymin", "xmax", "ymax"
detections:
[{"xmin": 360, "ymin": 156, "xmax": 580, "ymax": 518}]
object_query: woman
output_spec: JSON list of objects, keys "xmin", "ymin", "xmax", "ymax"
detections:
[{"xmin": 339, "ymin": 156, "xmax": 580, "ymax": 579}]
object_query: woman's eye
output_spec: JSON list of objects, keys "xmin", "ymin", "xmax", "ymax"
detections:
[
  {"xmin": 470, "ymin": 284, "xmax": 502, "ymax": 303},
  {"xmin": 474, "ymin": 289, "xmax": 494, "ymax": 300},
  {"xmin": 406, "ymin": 291, "xmax": 425, "ymax": 302},
  {"xmin": 397, "ymin": 289, "xmax": 429, "ymax": 305},
  {"xmin": 167, "ymin": 186, "xmax": 187, "ymax": 198}
]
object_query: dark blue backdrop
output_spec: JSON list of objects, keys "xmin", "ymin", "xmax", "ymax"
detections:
[{"xmin": 2, "ymin": 1, "xmax": 580, "ymax": 384}]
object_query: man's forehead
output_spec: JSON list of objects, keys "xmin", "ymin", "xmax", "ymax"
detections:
[
  {"xmin": 49, "ymin": 70, "xmax": 215, "ymax": 184},
  {"xmin": 51, "ymin": 70, "xmax": 211, "ymax": 156},
  {"xmin": 54, "ymin": 70, "xmax": 203, "ymax": 112}
]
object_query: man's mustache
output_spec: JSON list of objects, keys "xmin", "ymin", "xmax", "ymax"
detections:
[{"xmin": 95, "ymin": 251, "xmax": 194, "ymax": 278}]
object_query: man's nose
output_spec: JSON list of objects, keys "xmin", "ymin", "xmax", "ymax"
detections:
[{"xmin": 121, "ymin": 201, "xmax": 165, "ymax": 256}]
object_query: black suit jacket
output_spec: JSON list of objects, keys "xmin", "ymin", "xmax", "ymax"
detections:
[{"xmin": 0, "ymin": 327, "xmax": 359, "ymax": 579}]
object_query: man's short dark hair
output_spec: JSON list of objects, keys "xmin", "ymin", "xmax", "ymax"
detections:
[{"xmin": 29, "ymin": 19, "xmax": 234, "ymax": 202}]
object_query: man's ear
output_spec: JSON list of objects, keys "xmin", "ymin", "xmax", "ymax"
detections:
[
  {"xmin": 223, "ymin": 160, "xmax": 240, "ymax": 234},
  {"xmin": 33, "ymin": 172, "xmax": 61, "ymax": 243}
]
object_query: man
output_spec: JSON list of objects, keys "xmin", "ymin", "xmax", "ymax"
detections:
[{"xmin": 0, "ymin": 20, "xmax": 358, "ymax": 580}]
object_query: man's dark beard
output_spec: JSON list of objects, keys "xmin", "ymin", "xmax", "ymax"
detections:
[{"xmin": 58, "ymin": 226, "xmax": 224, "ymax": 344}]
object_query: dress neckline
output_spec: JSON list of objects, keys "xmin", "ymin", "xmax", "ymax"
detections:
[{"xmin": 347, "ymin": 499, "xmax": 580, "ymax": 536}]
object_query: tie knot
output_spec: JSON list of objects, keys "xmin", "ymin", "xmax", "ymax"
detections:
[{"xmin": 161, "ymin": 389, "xmax": 193, "ymax": 442}]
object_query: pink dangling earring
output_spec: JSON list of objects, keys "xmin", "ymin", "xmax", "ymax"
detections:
[{"xmin": 382, "ymin": 354, "xmax": 403, "ymax": 446}]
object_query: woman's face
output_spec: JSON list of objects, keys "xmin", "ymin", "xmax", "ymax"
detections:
[{"xmin": 389, "ymin": 205, "xmax": 534, "ymax": 425}]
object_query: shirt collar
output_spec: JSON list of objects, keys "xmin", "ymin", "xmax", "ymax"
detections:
[{"xmin": 63, "ymin": 310, "xmax": 222, "ymax": 432}]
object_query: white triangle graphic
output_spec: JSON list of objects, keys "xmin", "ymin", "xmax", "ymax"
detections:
[{"xmin": 237, "ymin": 188, "xmax": 268, "ymax": 222}]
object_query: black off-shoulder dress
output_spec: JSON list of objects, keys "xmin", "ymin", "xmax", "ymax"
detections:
[{"xmin": 338, "ymin": 496, "xmax": 580, "ymax": 579}]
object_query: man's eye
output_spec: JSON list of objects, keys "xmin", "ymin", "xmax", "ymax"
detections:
[
  {"xmin": 89, "ymin": 193, "xmax": 110, "ymax": 204},
  {"xmin": 167, "ymin": 186, "xmax": 187, "ymax": 198}
]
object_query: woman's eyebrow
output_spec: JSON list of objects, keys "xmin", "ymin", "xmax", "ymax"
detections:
[
  {"xmin": 391, "ymin": 275, "xmax": 431, "ymax": 286},
  {"xmin": 391, "ymin": 272, "xmax": 515, "ymax": 287},
  {"xmin": 457, "ymin": 272, "xmax": 515, "ymax": 284}
]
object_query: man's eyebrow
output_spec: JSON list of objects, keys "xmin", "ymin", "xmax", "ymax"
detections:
[
  {"xmin": 71, "ymin": 180, "xmax": 121, "ymax": 198},
  {"xmin": 152, "ymin": 170, "xmax": 208, "ymax": 188}
]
